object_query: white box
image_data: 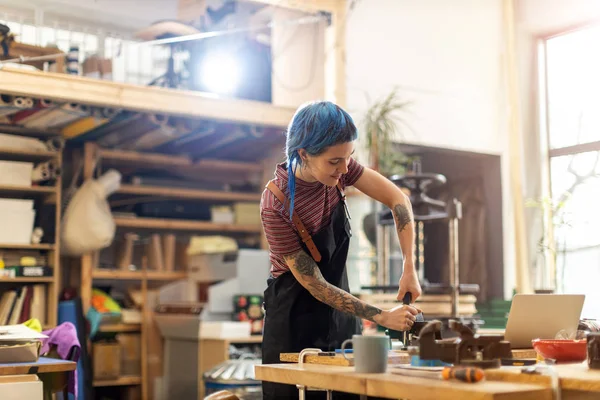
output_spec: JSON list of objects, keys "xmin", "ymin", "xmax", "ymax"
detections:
[
  {"xmin": 188, "ymin": 251, "xmax": 238, "ymax": 282},
  {"xmin": 0, "ymin": 209, "xmax": 35, "ymax": 244},
  {"xmin": 153, "ymin": 314, "xmax": 251, "ymax": 340},
  {"xmin": 0, "ymin": 161, "xmax": 32, "ymax": 187},
  {"xmin": 0, "ymin": 199, "xmax": 33, "ymax": 211}
]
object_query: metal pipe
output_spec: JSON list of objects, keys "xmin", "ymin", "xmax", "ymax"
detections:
[{"xmin": 448, "ymin": 199, "xmax": 462, "ymax": 318}]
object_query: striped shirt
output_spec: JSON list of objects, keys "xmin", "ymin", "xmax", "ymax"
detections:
[{"xmin": 260, "ymin": 157, "xmax": 365, "ymax": 277}]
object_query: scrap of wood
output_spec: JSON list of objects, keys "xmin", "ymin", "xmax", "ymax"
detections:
[{"xmin": 280, "ymin": 349, "xmax": 537, "ymax": 367}]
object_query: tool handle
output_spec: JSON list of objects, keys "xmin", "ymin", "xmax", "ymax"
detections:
[
  {"xmin": 442, "ymin": 367, "xmax": 484, "ymax": 383},
  {"xmin": 403, "ymin": 292, "xmax": 412, "ymax": 305}
]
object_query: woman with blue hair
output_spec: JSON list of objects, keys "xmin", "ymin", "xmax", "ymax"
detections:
[{"xmin": 260, "ymin": 101, "xmax": 421, "ymax": 399}]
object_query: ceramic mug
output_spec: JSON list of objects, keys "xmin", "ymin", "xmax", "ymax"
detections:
[{"xmin": 341, "ymin": 334, "xmax": 389, "ymax": 373}]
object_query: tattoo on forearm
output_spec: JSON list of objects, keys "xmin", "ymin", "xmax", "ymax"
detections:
[
  {"xmin": 393, "ymin": 204, "xmax": 413, "ymax": 233},
  {"xmin": 294, "ymin": 251, "xmax": 316, "ymax": 276},
  {"xmin": 285, "ymin": 251, "xmax": 382, "ymax": 321}
]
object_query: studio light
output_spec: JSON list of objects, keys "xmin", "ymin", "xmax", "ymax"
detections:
[{"xmin": 198, "ymin": 51, "xmax": 241, "ymax": 96}]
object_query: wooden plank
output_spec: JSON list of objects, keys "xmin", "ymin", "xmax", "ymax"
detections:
[
  {"xmin": 324, "ymin": 1, "xmax": 347, "ymax": 106},
  {"xmin": 0, "ymin": 243, "xmax": 54, "ymax": 250},
  {"xmin": 256, "ymin": 364, "xmax": 366, "ymax": 395},
  {"xmin": 281, "ymin": 349, "xmax": 537, "ymax": 367},
  {"xmin": 114, "ymin": 216, "xmax": 262, "ymax": 233},
  {"xmin": 361, "ymin": 293, "xmax": 478, "ymax": 303},
  {"xmin": 0, "ymin": 277, "xmax": 54, "ymax": 283},
  {"xmin": 367, "ymin": 370, "xmax": 552, "ymax": 400},
  {"xmin": 92, "ymin": 269, "xmax": 187, "ymax": 281},
  {"xmin": 255, "ymin": 364, "xmax": 552, "ymax": 400},
  {"xmin": 116, "ymin": 184, "xmax": 261, "ymax": 202},
  {"xmin": 0, "ymin": 184, "xmax": 56, "ymax": 195},
  {"xmin": 0, "ymin": 357, "xmax": 76, "ymax": 376},
  {"xmin": 99, "ymin": 148, "xmax": 263, "ymax": 173},
  {"xmin": 486, "ymin": 362, "xmax": 600, "ymax": 393},
  {"xmin": 0, "ymin": 67, "xmax": 295, "ymax": 128},
  {"xmin": 244, "ymin": 0, "xmax": 344, "ymax": 13},
  {"xmin": 281, "ymin": 352, "xmax": 410, "ymax": 366},
  {"xmin": 0, "ymin": 147, "xmax": 57, "ymax": 162},
  {"xmin": 93, "ymin": 375, "xmax": 142, "ymax": 387},
  {"xmin": 98, "ymin": 323, "xmax": 141, "ymax": 333}
]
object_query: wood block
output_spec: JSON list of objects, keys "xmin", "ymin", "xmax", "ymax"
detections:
[
  {"xmin": 162, "ymin": 234, "xmax": 176, "ymax": 272},
  {"xmin": 280, "ymin": 349, "xmax": 537, "ymax": 367}
]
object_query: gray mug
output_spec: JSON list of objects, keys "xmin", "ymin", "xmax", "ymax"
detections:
[{"xmin": 341, "ymin": 334, "xmax": 389, "ymax": 373}]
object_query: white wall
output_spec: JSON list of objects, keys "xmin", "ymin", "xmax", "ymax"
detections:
[
  {"xmin": 345, "ymin": 0, "xmax": 516, "ymax": 299},
  {"xmin": 346, "ymin": 0, "xmax": 506, "ymax": 155}
]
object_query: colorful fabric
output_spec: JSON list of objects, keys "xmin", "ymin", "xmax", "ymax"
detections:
[{"xmin": 41, "ymin": 322, "xmax": 81, "ymax": 399}]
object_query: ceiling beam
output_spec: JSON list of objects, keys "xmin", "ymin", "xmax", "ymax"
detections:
[{"xmin": 244, "ymin": 0, "xmax": 344, "ymax": 14}]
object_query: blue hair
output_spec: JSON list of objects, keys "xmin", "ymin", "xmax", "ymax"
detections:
[{"xmin": 286, "ymin": 101, "xmax": 358, "ymax": 220}]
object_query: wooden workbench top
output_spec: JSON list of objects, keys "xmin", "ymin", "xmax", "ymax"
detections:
[
  {"xmin": 485, "ymin": 362, "xmax": 600, "ymax": 393},
  {"xmin": 280, "ymin": 349, "xmax": 537, "ymax": 366},
  {"xmin": 255, "ymin": 363, "xmax": 552, "ymax": 400},
  {"xmin": 0, "ymin": 357, "xmax": 76, "ymax": 376}
]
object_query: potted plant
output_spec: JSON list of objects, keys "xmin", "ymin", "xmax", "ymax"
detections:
[{"xmin": 361, "ymin": 88, "xmax": 415, "ymax": 247}]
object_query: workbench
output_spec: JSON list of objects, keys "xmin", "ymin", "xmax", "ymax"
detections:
[
  {"xmin": 486, "ymin": 362, "xmax": 600, "ymax": 400},
  {"xmin": 0, "ymin": 357, "xmax": 76, "ymax": 398},
  {"xmin": 255, "ymin": 363, "xmax": 552, "ymax": 400}
]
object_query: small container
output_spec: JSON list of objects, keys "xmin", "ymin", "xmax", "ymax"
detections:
[{"xmin": 532, "ymin": 339, "xmax": 587, "ymax": 363}]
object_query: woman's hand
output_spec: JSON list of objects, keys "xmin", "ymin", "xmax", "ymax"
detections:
[
  {"xmin": 397, "ymin": 263, "xmax": 422, "ymax": 302},
  {"xmin": 374, "ymin": 304, "xmax": 420, "ymax": 331}
]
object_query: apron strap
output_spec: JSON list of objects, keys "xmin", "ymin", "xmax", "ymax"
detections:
[
  {"xmin": 266, "ymin": 180, "xmax": 322, "ymax": 262},
  {"xmin": 336, "ymin": 182, "xmax": 345, "ymax": 200}
]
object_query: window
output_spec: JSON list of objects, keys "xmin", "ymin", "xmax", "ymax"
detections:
[
  {"xmin": 541, "ymin": 25, "xmax": 600, "ymax": 319},
  {"xmin": 0, "ymin": 13, "xmax": 164, "ymax": 85}
]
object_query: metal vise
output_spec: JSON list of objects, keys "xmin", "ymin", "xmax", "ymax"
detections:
[{"xmin": 417, "ymin": 320, "xmax": 512, "ymax": 369}]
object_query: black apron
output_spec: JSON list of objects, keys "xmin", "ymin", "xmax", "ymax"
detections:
[{"xmin": 262, "ymin": 184, "xmax": 362, "ymax": 399}]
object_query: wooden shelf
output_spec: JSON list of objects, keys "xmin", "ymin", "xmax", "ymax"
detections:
[
  {"xmin": 0, "ymin": 243, "xmax": 54, "ymax": 250},
  {"xmin": 99, "ymin": 148, "xmax": 263, "ymax": 174},
  {"xmin": 93, "ymin": 375, "xmax": 142, "ymax": 387},
  {"xmin": 0, "ymin": 276, "xmax": 54, "ymax": 283},
  {"xmin": 93, "ymin": 269, "xmax": 187, "ymax": 281},
  {"xmin": 0, "ymin": 67, "xmax": 294, "ymax": 128},
  {"xmin": 0, "ymin": 147, "xmax": 58, "ymax": 162},
  {"xmin": 98, "ymin": 323, "xmax": 141, "ymax": 333},
  {"xmin": 0, "ymin": 184, "xmax": 56, "ymax": 195},
  {"xmin": 116, "ymin": 184, "xmax": 261, "ymax": 202},
  {"xmin": 114, "ymin": 216, "xmax": 262, "ymax": 233}
]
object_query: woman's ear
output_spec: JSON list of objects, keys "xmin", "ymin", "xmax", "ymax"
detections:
[{"xmin": 298, "ymin": 149, "xmax": 308, "ymax": 162}]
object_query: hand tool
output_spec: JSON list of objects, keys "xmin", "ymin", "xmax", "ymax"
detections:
[
  {"xmin": 402, "ymin": 291, "xmax": 424, "ymax": 348},
  {"xmin": 391, "ymin": 365, "xmax": 485, "ymax": 383}
]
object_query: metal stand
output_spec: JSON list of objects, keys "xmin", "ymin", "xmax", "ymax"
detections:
[
  {"xmin": 366, "ymin": 170, "xmax": 478, "ymax": 320},
  {"xmin": 297, "ymin": 349, "xmax": 333, "ymax": 400}
]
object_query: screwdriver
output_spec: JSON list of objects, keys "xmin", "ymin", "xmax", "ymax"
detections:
[{"xmin": 392, "ymin": 365, "xmax": 485, "ymax": 383}]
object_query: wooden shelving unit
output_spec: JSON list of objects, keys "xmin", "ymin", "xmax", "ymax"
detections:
[
  {"xmin": 79, "ymin": 141, "xmax": 269, "ymax": 398},
  {"xmin": 0, "ymin": 66, "xmax": 289, "ymax": 400},
  {"xmin": 0, "ymin": 141, "xmax": 62, "ymax": 328}
]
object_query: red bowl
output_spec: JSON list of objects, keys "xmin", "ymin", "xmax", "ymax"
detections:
[{"xmin": 532, "ymin": 339, "xmax": 587, "ymax": 362}]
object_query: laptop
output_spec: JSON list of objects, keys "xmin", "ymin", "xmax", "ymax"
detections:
[{"xmin": 503, "ymin": 294, "xmax": 585, "ymax": 349}]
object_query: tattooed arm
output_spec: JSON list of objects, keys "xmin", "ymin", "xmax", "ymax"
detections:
[
  {"xmin": 284, "ymin": 249, "xmax": 417, "ymax": 331},
  {"xmin": 354, "ymin": 167, "xmax": 422, "ymax": 301}
]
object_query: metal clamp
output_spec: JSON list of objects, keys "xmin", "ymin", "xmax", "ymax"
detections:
[{"xmin": 297, "ymin": 348, "xmax": 333, "ymax": 400}]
